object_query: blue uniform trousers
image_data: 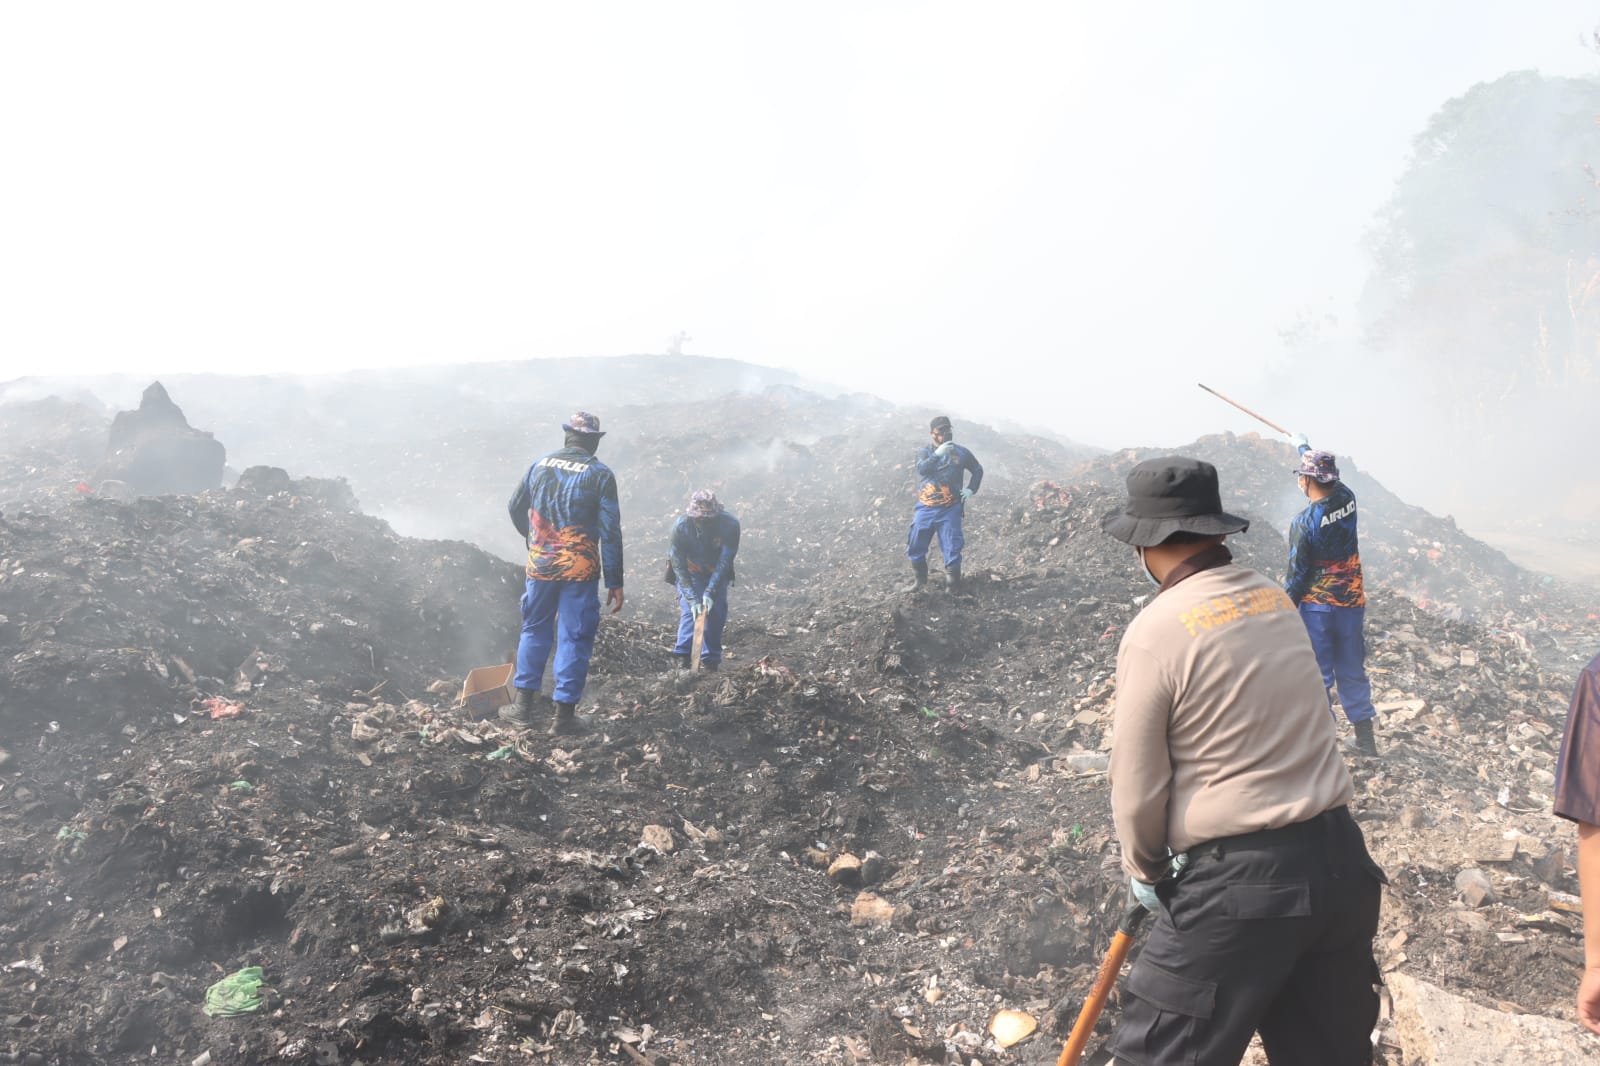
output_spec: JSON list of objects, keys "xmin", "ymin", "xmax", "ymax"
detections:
[
  {"xmin": 673, "ymin": 579, "xmax": 729, "ymax": 666},
  {"xmin": 1298, "ymin": 604, "xmax": 1376, "ymax": 725},
  {"xmin": 515, "ymin": 577, "xmax": 601, "ymax": 704},
  {"xmin": 906, "ymin": 503, "xmax": 964, "ymax": 568}
]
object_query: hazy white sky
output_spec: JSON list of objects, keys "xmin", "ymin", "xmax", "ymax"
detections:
[{"xmin": 2, "ymin": 2, "xmax": 1596, "ymax": 448}]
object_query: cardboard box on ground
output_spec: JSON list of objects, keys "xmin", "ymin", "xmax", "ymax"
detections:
[{"xmin": 460, "ymin": 663, "xmax": 515, "ymax": 718}]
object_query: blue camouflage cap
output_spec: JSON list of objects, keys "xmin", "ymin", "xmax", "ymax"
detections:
[
  {"xmin": 1295, "ymin": 450, "xmax": 1340, "ymax": 484},
  {"xmin": 562, "ymin": 411, "xmax": 605, "ymax": 436},
  {"xmin": 686, "ymin": 489, "xmax": 722, "ymax": 517}
]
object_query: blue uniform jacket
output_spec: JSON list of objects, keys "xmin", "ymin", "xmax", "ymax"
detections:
[
  {"xmin": 509, "ymin": 446, "xmax": 624, "ymax": 588},
  {"xmin": 669, "ymin": 511, "xmax": 740, "ymax": 597},
  {"xmin": 1285, "ymin": 481, "xmax": 1364, "ymax": 608},
  {"xmin": 914, "ymin": 443, "xmax": 983, "ymax": 508}
]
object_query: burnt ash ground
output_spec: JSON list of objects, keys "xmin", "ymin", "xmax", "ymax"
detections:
[
  {"xmin": 0, "ymin": 481, "xmax": 1114, "ymax": 1066},
  {"xmin": 1, "ymin": 404, "xmax": 1598, "ymax": 1064}
]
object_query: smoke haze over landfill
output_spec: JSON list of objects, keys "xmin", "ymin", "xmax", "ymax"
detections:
[
  {"xmin": 3, "ymin": 1, "xmax": 1598, "ymax": 540},
  {"xmin": 6, "ymin": 10, "xmax": 1600, "ymax": 1058}
]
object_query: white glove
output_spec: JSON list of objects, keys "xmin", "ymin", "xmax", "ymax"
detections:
[
  {"xmin": 1130, "ymin": 851, "xmax": 1189, "ymax": 912},
  {"xmin": 1287, "ymin": 431, "xmax": 1309, "ymax": 450},
  {"xmin": 959, "ymin": 488, "xmax": 973, "ymax": 502},
  {"xmin": 934, "ymin": 441, "xmax": 955, "ymax": 457}
]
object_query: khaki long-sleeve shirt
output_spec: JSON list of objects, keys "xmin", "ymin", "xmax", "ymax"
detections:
[{"xmin": 1109, "ymin": 552, "xmax": 1353, "ymax": 883}]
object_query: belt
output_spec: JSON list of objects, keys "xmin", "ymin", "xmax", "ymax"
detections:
[{"xmin": 1190, "ymin": 805, "xmax": 1348, "ymax": 860}]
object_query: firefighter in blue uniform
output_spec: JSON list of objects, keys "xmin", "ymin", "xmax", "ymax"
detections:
[
  {"xmin": 504, "ymin": 411, "xmax": 624, "ymax": 734},
  {"xmin": 1284, "ymin": 435, "xmax": 1378, "ymax": 756},
  {"xmin": 907, "ymin": 415, "xmax": 983, "ymax": 591},
  {"xmin": 668, "ymin": 490, "xmax": 740, "ymax": 671}
]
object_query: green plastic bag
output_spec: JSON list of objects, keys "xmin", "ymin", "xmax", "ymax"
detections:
[{"xmin": 204, "ymin": 966, "xmax": 266, "ymax": 1017}]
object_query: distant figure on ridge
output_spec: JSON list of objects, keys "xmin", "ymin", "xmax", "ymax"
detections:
[
  {"xmin": 504, "ymin": 411, "xmax": 624, "ymax": 734},
  {"xmin": 1283, "ymin": 433, "xmax": 1378, "ymax": 757},
  {"xmin": 906, "ymin": 415, "xmax": 982, "ymax": 592},
  {"xmin": 667, "ymin": 490, "xmax": 741, "ymax": 671}
]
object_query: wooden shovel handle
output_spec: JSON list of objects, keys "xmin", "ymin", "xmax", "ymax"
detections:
[
  {"xmin": 690, "ymin": 609, "xmax": 708, "ymax": 672},
  {"xmin": 1056, "ymin": 903, "xmax": 1148, "ymax": 1066},
  {"xmin": 1197, "ymin": 383, "xmax": 1290, "ymax": 437}
]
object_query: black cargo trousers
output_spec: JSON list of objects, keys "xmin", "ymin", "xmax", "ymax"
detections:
[{"xmin": 1106, "ymin": 806, "xmax": 1386, "ymax": 1066}]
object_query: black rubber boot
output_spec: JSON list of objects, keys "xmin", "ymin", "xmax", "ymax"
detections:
[
  {"xmin": 946, "ymin": 564, "xmax": 963, "ymax": 592},
  {"xmin": 672, "ymin": 653, "xmax": 691, "ymax": 671},
  {"xmin": 1350, "ymin": 718, "xmax": 1378, "ymax": 757},
  {"xmin": 907, "ymin": 560, "xmax": 929, "ymax": 592},
  {"xmin": 701, "ymin": 660, "xmax": 719, "ymax": 673},
  {"xmin": 549, "ymin": 701, "xmax": 591, "ymax": 736},
  {"xmin": 498, "ymin": 687, "xmax": 540, "ymax": 728}
]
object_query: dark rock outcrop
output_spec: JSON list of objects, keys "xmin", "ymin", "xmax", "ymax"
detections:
[{"xmin": 101, "ymin": 382, "xmax": 225, "ymax": 495}]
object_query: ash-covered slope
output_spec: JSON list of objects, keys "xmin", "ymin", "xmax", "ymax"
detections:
[
  {"xmin": 1, "ymin": 461, "xmax": 1594, "ymax": 1065},
  {"xmin": 0, "ymin": 360, "xmax": 1103, "ymax": 598},
  {"xmin": 2, "ymin": 382, "xmax": 1598, "ymax": 1065},
  {"xmin": 0, "ymin": 356, "xmax": 825, "ymax": 509},
  {"xmin": 0, "ymin": 448, "xmax": 1117, "ymax": 1066}
]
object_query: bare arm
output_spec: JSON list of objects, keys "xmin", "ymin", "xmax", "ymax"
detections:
[{"xmin": 1579, "ymin": 821, "xmax": 1600, "ymax": 1034}]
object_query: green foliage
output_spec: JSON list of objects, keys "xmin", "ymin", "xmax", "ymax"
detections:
[
  {"xmin": 1368, "ymin": 73, "xmax": 1600, "ymax": 382},
  {"xmin": 1364, "ymin": 72, "xmax": 1600, "ymax": 510}
]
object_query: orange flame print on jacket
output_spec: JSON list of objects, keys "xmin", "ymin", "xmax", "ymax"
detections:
[
  {"xmin": 1305, "ymin": 556, "xmax": 1365, "ymax": 607},
  {"xmin": 526, "ymin": 508, "xmax": 601, "ymax": 581},
  {"xmin": 919, "ymin": 484, "xmax": 956, "ymax": 507}
]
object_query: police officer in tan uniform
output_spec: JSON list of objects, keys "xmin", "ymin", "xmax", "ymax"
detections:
[{"xmin": 1100, "ymin": 456, "xmax": 1386, "ymax": 1066}]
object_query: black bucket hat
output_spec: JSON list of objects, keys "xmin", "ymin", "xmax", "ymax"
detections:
[{"xmin": 1101, "ymin": 456, "xmax": 1250, "ymax": 547}]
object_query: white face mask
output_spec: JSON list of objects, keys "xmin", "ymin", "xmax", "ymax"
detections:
[{"xmin": 1136, "ymin": 546, "xmax": 1160, "ymax": 587}]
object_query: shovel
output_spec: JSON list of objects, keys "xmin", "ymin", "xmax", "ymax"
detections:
[
  {"xmin": 690, "ymin": 608, "xmax": 709, "ymax": 672},
  {"xmin": 1055, "ymin": 901, "xmax": 1149, "ymax": 1066}
]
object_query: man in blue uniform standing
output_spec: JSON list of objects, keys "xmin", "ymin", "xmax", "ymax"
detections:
[
  {"xmin": 668, "ymin": 489, "xmax": 740, "ymax": 671},
  {"xmin": 1284, "ymin": 435, "xmax": 1378, "ymax": 756},
  {"xmin": 504, "ymin": 411, "xmax": 625, "ymax": 734},
  {"xmin": 906, "ymin": 415, "xmax": 983, "ymax": 591}
]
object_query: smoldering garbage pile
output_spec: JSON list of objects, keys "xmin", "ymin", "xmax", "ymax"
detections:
[
  {"xmin": 0, "ymin": 396, "xmax": 110, "ymax": 512},
  {"xmin": 0, "ymin": 382, "xmax": 226, "ymax": 512},
  {"xmin": 100, "ymin": 383, "xmax": 226, "ymax": 498},
  {"xmin": 1, "ymin": 426, "xmax": 1598, "ymax": 1065},
  {"xmin": 0, "ymin": 466, "xmax": 510, "ymax": 735}
]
